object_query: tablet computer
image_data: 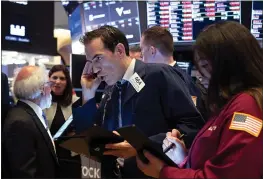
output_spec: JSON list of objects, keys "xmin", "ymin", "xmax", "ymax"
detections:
[
  {"xmin": 60, "ymin": 126, "xmax": 124, "ymax": 159},
  {"xmin": 53, "ymin": 115, "xmax": 74, "ymax": 140},
  {"xmin": 117, "ymin": 125, "xmax": 177, "ymax": 167}
]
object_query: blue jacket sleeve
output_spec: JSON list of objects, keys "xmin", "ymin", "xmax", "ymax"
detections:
[{"xmin": 72, "ymin": 98, "xmax": 99, "ymax": 133}]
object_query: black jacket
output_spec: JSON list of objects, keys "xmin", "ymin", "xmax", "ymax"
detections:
[
  {"xmin": 2, "ymin": 101, "xmax": 59, "ymax": 178},
  {"xmin": 73, "ymin": 60, "xmax": 205, "ymax": 178}
]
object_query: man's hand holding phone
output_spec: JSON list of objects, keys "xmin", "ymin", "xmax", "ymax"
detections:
[{"xmin": 81, "ymin": 62, "xmax": 101, "ymax": 104}]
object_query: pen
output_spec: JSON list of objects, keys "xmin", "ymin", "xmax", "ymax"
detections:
[{"xmin": 163, "ymin": 134, "xmax": 185, "ymax": 153}]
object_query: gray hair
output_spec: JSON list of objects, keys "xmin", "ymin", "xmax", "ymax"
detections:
[{"xmin": 13, "ymin": 66, "xmax": 48, "ymax": 100}]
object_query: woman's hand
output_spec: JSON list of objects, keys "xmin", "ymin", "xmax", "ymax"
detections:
[
  {"xmin": 136, "ymin": 151, "xmax": 165, "ymax": 178},
  {"xmin": 162, "ymin": 129, "xmax": 187, "ymax": 165}
]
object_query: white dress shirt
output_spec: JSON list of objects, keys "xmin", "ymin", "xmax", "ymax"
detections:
[
  {"xmin": 169, "ymin": 61, "xmax": 176, "ymax": 67},
  {"xmin": 20, "ymin": 99, "xmax": 56, "ymax": 152},
  {"xmin": 117, "ymin": 58, "xmax": 136, "ymax": 167},
  {"xmin": 122, "ymin": 58, "xmax": 136, "ymax": 82}
]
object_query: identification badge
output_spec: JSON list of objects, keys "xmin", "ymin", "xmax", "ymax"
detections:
[{"xmin": 128, "ymin": 72, "xmax": 145, "ymax": 92}]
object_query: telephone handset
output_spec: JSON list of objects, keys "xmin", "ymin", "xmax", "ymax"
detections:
[{"xmin": 82, "ymin": 62, "xmax": 98, "ymax": 79}]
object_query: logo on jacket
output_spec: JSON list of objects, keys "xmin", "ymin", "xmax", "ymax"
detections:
[{"xmin": 208, "ymin": 125, "xmax": 217, "ymax": 131}]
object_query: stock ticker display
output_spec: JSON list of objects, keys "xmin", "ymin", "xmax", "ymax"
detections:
[
  {"xmin": 83, "ymin": 1, "xmax": 141, "ymax": 44},
  {"xmin": 147, "ymin": 1, "xmax": 241, "ymax": 42},
  {"xmin": 251, "ymin": 1, "xmax": 263, "ymax": 40}
]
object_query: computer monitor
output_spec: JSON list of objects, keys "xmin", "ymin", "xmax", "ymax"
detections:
[
  {"xmin": 83, "ymin": 0, "xmax": 141, "ymax": 45},
  {"xmin": 250, "ymin": 1, "xmax": 263, "ymax": 41},
  {"xmin": 61, "ymin": 1, "xmax": 81, "ymax": 16},
  {"xmin": 68, "ymin": 5, "xmax": 85, "ymax": 55},
  {"xmin": 147, "ymin": 1, "xmax": 241, "ymax": 43},
  {"xmin": 176, "ymin": 61, "xmax": 190, "ymax": 74}
]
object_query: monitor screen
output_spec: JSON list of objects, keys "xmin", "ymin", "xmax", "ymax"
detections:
[
  {"xmin": 83, "ymin": 0, "xmax": 141, "ymax": 45},
  {"xmin": 147, "ymin": 1, "xmax": 241, "ymax": 43},
  {"xmin": 61, "ymin": 0, "xmax": 81, "ymax": 15},
  {"xmin": 68, "ymin": 5, "xmax": 84, "ymax": 55},
  {"xmin": 176, "ymin": 61, "xmax": 190, "ymax": 74},
  {"xmin": 251, "ymin": 1, "xmax": 263, "ymax": 40}
]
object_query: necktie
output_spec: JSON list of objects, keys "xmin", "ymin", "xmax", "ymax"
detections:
[
  {"xmin": 42, "ymin": 111, "xmax": 49, "ymax": 130},
  {"xmin": 116, "ymin": 81, "xmax": 128, "ymax": 128},
  {"xmin": 116, "ymin": 81, "xmax": 128, "ymax": 168}
]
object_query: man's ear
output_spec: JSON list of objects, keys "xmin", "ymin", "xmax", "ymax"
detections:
[
  {"xmin": 150, "ymin": 46, "xmax": 156, "ymax": 56},
  {"xmin": 115, "ymin": 43, "xmax": 126, "ymax": 58},
  {"xmin": 41, "ymin": 85, "xmax": 50, "ymax": 96}
]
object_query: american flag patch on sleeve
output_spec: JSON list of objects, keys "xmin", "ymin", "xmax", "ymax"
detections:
[{"xmin": 229, "ymin": 112, "xmax": 263, "ymax": 137}]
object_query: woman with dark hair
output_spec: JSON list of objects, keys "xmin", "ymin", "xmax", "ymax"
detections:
[
  {"xmin": 45, "ymin": 65, "xmax": 81, "ymax": 178},
  {"xmin": 136, "ymin": 21, "xmax": 263, "ymax": 178}
]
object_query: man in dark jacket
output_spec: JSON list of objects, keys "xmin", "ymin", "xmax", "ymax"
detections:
[
  {"xmin": 3, "ymin": 66, "xmax": 58, "ymax": 178},
  {"xmin": 141, "ymin": 26, "xmax": 208, "ymax": 123},
  {"xmin": 72, "ymin": 25, "xmax": 204, "ymax": 178}
]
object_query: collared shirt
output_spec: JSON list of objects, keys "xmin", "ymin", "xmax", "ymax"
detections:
[
  {"xmin": 116, "ymin": 58, "xmax": 136, "ymax": 167},
  {"xmin": 169, "ymin": 61, "xmax": 176, "ymax": 67},
  {"xmin": 122, "ymin": 58, "xmax": 136, "ymax": 83},
  {"xmin": 20, "ymin": 99, "xmax": 56, "ymax": 152}
]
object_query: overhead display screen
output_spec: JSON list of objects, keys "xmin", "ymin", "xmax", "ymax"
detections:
[
  {"xmin": 147, "ymin": 1, "xmax": 241, "ymax": 42},
  {"xmin": 68, "ymin": 5, "xmax": 84, "ymax": 55},
  {"xmin": 251, "ymin": 1, "xmax": 263, "ymax": 40},
  {"xmin": 83, "ymin": 0, "xmax": 141, "ymax": 45},
  {"xmin": 177, "ymin": 61, "xmax": 190, "ymax": 73}
]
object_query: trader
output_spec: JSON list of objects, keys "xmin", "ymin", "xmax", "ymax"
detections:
[
  {"xmin": 3, "ymin": 66, "xmax": 58, "ymax": 178},
  {"xmin": 137, "ymin": 21, "xmax": 263, "ymax": 179},
  {"xmin": 141, "ymin": 26, "xmax": 208, "ymax": 122},
  {"xmin": 72, "ymin": 25, "xmax": 204, "ymax": 178}
]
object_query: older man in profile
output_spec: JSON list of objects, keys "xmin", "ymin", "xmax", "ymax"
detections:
[{"xmin": 2, "ymin": 66, "xmax": 58, "ymax": 178}]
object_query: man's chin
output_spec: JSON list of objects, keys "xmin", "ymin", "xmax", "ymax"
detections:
[
  {"xmin": 105, "ymin": 79, "xmax": 117, "ymax": 86},
  {"xmin": 41, "ymin": 103, "xmax": 51, "ymax": 110}
]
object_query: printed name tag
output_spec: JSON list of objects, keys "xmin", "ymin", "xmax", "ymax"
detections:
[{"xmin": 129, "ymin": 72, "xmax": 145, "ymax": 92}]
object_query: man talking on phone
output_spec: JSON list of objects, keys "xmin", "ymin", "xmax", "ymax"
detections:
[{"xmin": 72, "ymin": 25, "xmax": 204, "ymax": 178}]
